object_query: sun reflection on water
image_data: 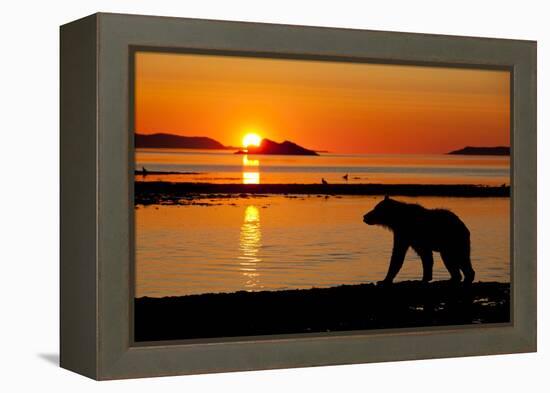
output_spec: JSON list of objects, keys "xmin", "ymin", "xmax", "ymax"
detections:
[
  {"xmin": 242, "ymin": 172, "xmax": 260, "ymax": 184},
  {"xmin": 242, "ymin": 154, "xmax": 260, "ymax": 184},
  {"xmin": 238, "ymin": 205, "xmax": 262, "ymax": 290},
  {"xmin": 242, "ymin": 155, "xmax": 259, "ymax": 167}
]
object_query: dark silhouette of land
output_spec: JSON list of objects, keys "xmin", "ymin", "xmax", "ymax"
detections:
[
  {"xmin": 134, "ymin": 181, "xmax": 510, "ymax": 205},
  {"xmin": 448, "ymin": 146, "xmax": 510, "ymax": 156},
  {"xmin": 134, "ymin": 280, "xmax": 510, "ymax": 342},
  {"xmin": 135, "ymin": 169, "xmax": 201, "ymax": 176},
  {"xmin": 235, "ymin": 138, "xmax": 319, "ymax": 155},
  {"xmin": 364, "ymin": 196, "xmax": 474, "ymax": 285},
  {"xmin": 135, "ymin": 133, "xmax": 232, "ymax": 149}
]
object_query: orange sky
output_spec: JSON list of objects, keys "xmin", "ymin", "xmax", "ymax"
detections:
[{"xmin": 134, "ymin": 51, "xmax": 510, "ymax": 154}]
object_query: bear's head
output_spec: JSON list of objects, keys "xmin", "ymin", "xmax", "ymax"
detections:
[{"xmin": 363, "ymin": 195, "xmax": 399, "ymax": 227}]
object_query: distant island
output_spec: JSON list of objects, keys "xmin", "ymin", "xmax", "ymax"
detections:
[
  {"xmin": 448, "ymin": 146, "xmax": 510, "ymax": 156},
  {"xmin": 235, "ymin": 138, "xmax": 319, "ymax": 156},
  {"xmin": 135, "ymin": 133, "xmax": 231, "ymax": 149}
]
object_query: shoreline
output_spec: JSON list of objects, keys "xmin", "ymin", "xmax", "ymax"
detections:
[
  {"xmin": 135, "ymin": 280, "xmax": 510, "ymax": 342},
  {"xmin": 135, "ymin": 181, "xmax": 509, "ymax": 205}
]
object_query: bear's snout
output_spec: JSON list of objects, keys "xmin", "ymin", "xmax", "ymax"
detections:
[{"xmin": 363, "ymin": 213, "xmax": 374, "ymax": 225}]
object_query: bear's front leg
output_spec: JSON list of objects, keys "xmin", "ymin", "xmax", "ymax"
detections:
[{"xmin": 379, "ymin": 234, "xmax": 409, "ymax": 284}]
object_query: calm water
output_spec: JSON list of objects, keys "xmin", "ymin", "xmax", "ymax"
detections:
[
  {"xmin": 136, "ymin": 148, "xmax": 510, "ymax": 185},
  {"xmin": 135, "ymin": 195, "xmax": 510, "ymax": 297}
]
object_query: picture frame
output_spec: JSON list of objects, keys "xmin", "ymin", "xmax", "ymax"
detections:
[{"xmin": 60, "ymin": 12, "xmax": 536, "ymax": 380}]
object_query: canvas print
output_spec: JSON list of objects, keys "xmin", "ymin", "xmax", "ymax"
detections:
[{"xmin": 133, "ymin": 51, "xmax": 510, "ymax": 342}]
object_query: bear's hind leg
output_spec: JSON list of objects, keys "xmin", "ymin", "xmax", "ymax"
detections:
[
  {"xmin": 418, "ymin": 250, "xmax": 434, "ymax": 282},
  {"xmin": 460, "ymin": 256, "xmax": 475, "ymax": 284},
  {"xmin": 440, "ymin": 251, "xmax": 462, "ymax": 283}
]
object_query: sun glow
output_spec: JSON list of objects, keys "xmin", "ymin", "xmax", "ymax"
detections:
[{"xmin": 242, "ymin": 133, "xmax": 262, "ymax": 148}]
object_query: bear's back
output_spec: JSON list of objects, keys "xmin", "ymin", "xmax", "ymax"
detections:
[
  {"xmin": 410, "ymin": 207, "xmax": 469, "ymax": 251},
  {"xmin": 428, "ymin": 208, "xmax": 468, "ymax": 232}
]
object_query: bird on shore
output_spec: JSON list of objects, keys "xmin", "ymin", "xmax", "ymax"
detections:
[
  {"xmin": 343, "ymin": 173, "xmax": 349, "ymax": 181},
  {"xmin": 322, "ymin": 178, "xmax": 328, "ymax": 185},
  {"xmin": 142, "ymin": 166, "xmax": 148, "ymax": 176}
]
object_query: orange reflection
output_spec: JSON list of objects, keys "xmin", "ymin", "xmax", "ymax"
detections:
[
  {"xmin": 238, "ymin": 206, "xmax": 262, "ymax": 290},
  {"xmin": 242, "ymin": 172, "xmax": 259, "ymax": 184},
  {"xmin": 242, "ymin": 155, "xmax": 259, "ymax": 167},
  {"xmin": 242, "ymin": 154, "xmax": 260, "ymax": 184}
]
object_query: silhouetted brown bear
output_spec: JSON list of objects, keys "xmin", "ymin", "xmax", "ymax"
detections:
[{"xmin": 363, "ymin": 196, "xmax": 475, "ymax": 284}]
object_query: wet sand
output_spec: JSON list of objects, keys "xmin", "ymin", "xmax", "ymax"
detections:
[
  {"xmin": 135, "ymin": 280, "xmax": 510, "ymax": 342},
  {"xmin": 135, "ymin": 181, "xmax": 509, "ymax": 205}
]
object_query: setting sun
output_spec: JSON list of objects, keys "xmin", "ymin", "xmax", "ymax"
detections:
[{"xmin": 242, "ymin": 133, "xmax": 262, "ymax": 148}]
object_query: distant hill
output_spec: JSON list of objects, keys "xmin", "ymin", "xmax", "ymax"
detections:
[
  {"xmin": 235, "ymin": 138, "xmax": 319, "ymax": 156},
  {"xmin": 135, "ymin": 133, "xmax": 228, "ymax": 149},
  {"xmin": 448, "ymin": 146, "xmax": 510, "ymax": 156}
]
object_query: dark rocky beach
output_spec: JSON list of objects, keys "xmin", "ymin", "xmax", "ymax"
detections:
[{"xmin": 135, "ymin": 280, "xmax": 510, "ymax": 342}]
